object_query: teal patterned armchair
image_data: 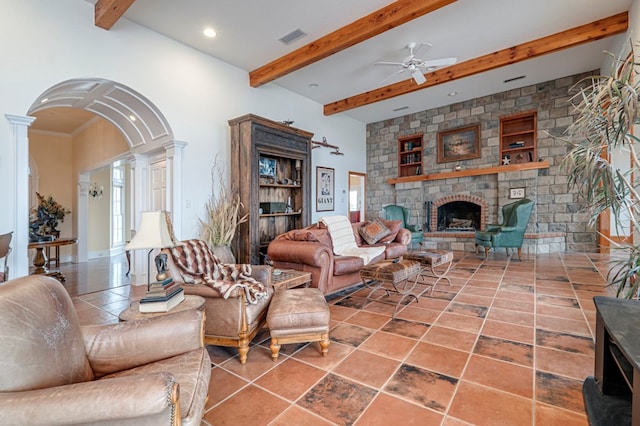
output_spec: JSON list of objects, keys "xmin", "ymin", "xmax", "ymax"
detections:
[
  {"xmin": 382, "ymin": 204, "xmax": 423, "ymax": 248},
  {"xmin": 475, "ymin": 199, "xmax": 534, "ymax": 260}
]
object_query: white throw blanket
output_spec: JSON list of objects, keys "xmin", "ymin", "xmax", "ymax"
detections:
[{"xmin": 320, "ymin": 215, "xmax": 384, "ymax": 265}]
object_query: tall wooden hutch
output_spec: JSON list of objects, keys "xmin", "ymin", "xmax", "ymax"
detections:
[{"xmin": 229, "ymin": 114, "xmax": 312, "ymax": 264}]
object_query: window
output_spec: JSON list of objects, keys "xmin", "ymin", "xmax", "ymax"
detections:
[{"xmin": 112, "ymin": 164, "xmax": 125, "ymax": 246}]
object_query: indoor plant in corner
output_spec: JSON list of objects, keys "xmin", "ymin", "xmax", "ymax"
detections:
[
  {"xmin": 199, "ymin": 158, "xmax": 247, "ymax": 264},
  {"xmin": 562, "ymin": 46, "xmax": 640, "ymax": 298}
]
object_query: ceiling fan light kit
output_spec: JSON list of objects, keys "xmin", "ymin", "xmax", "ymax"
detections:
[{"xmin": 376, "ymin": 42, "xmax": 457, "ymax": 85}]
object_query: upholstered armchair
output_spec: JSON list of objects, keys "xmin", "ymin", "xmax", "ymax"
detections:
[
  {"xmin": 383, "ymin": 204, "xmax": 424, "ymax": 248},
  {"xmin": 0, "ymin": 275, "xmax": 210, "ymax": 426},
  {"xmin": 475, "ymin": 199, "xmax": 534, "ymax": 260},
  {"xmin": 162, "ymin": 239, "xmax": 273, "ymax": 364}
]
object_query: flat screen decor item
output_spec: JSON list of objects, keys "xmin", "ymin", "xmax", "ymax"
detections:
[
  {"xmin": 259, "ymin": 157, "xmax": 277, "ymax": 177},
  {"xmin": 316, "ymin": 166, "xmax": 334, "ymax": 212},
  {"xmin": 437, "ymin": 124, "xmax": 481, "ymax": 163}
]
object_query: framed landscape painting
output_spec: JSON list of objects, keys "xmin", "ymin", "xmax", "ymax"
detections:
[{"xmin": 437, "ymin": 124, "xmax": 481, "ymax": 163}]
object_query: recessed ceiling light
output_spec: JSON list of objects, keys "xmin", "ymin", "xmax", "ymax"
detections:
[
  {"xmin": 448, "ymin": 91, "xmax": 458, "ymax": 96},
  {"xmin": 40, "ymin": 98, "xmax": 48, "ymax": 103},
  {"xmin": 129, "ymin": 115, "xmax": 136, "ymax": 121},
  {"xmin": 308, "ymin": 83, "xmax": 319, "ymax": 88},
  {"xmin": 203, "ymin": 28, "xmax": 217, "ymax": 38}
]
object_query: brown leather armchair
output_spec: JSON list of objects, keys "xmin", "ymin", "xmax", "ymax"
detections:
[
  {"xmin": 0, "ymin": 275, "xmax": 210, "ymax": 426},
  {"xmin": 162, "ymin": 239, "xmax": 273, "ymax": 364}
]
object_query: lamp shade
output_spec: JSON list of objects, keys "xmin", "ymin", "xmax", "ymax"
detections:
[{"xmin": 125, "ymin": 211, "xmax": 176, "ymax": 250}]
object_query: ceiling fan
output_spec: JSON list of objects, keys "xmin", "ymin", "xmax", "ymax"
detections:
[{"xmin": 376, "ymin": 42, "xmax": 457, "ymax": 85}]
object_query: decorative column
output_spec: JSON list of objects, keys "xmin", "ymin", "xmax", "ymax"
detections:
[{"xmin": 5, "ymin": 114, "xmax": 36, "ymax": 278}]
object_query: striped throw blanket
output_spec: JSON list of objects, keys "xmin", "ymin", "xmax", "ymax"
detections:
[{"xmin": 168, "ymin": 239, "xmax": 269, "ymax": 304}]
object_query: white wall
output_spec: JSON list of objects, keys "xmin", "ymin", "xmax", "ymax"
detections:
[{"xmin": 0, "ymin": 0, "xmax": 366, "ymax": 274}]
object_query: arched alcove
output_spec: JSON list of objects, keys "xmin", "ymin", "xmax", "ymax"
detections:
[{"xmin": 10, "ymin": 78, "xmax": 185, "ymax": 283}]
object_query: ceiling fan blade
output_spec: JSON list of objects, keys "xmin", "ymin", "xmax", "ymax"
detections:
[
  {"xmin": 413, "ymin": 42, "xmax": 433, "ymax": 59},
  {"xmin": 380, "ymin": 68, "xmax": 406, "ymax": 85},
  {"xmin": 411, "ymin": 68, "xmax": 427, "ymax": 85},
  {"xmin": 375, "ymin": 61, "xmax": 405, "ymax": 66},
  {"xmin": 421, "ymin": 57, "xmax": 458, "ymax": 68}
]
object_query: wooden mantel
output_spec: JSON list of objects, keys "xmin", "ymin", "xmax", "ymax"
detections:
[{"xmin": 387, "ymin": 161, "xmax": 550, "ymax": 185}]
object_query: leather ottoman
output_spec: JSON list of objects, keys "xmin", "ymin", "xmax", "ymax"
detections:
[{"xmin": 267, "ymin": 287, "xmax": 330, "ymax": 361}]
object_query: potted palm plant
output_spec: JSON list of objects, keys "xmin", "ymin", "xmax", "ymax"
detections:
[
  {"xmin": 199, "ymin": 158, "xmax": 247, "ymax": 263},
  {"xmin": 562, "ymin": 45, "xmax": 640, "ymax": 298}
]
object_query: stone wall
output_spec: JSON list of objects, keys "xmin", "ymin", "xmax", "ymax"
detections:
[{"xmin": 366, "ymin": 71, "xmax": 597, "ymax": 253}]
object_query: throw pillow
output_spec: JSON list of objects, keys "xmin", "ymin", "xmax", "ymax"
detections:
[
  {"xmin": 378, "ymin": 220, "xmax": 402, "ymax": 243},
  {"xmin": 359, "ymin": 218, "xmax": 391, "ymax": 245}
]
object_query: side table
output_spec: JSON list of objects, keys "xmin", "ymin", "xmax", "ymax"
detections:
[
  {"xmin": 404, "ymin": 249, "xmax": 453, "ymax": 291},
  {"xmin": 360, "ymin": 259, "xmax": 423, "ymax": 318},
  {"xmin": 119, "ymin": 294, "xmax": 206, "ymax": 321},
  {"xmin": 271, "ymin": 269, "xmax": 312, "ymax": 291}
]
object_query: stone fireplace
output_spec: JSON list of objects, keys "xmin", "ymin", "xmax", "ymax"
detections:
[{"xmin": 431, "ymin": 195, "xmax": 488, "ymax": 232}]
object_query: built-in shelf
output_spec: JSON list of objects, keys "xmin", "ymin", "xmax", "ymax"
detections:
[
  {"xmin": 387, "ymin": 161, "xmax": 550, "ymax": 185},
  {"xmin": 259, "ymin": 184, "xmax": 302, "ymax": 188},
  {"xmin": 259, "ymin": 211, "xmax": 302, "ymax": 218},
  {"xmin": 500, "ymin": 111, "xmax": 537, "ymax": 165}
]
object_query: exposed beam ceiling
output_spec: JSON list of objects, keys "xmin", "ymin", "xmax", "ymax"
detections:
[
  {"xmin": 95, "ymin": 0, "xmax": 136, "ymax": 30},
  {"xmin": 249, "ymin": 0, "xmax": 456, "ymax": 88},
  {"xmin": 323, "ymin": 11, "xmax": 628, "ymax": 115}
]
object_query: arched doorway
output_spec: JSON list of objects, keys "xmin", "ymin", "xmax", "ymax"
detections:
[{"xmin": 11, "ymin": 78, "xmax": 185, "ymax": 284}]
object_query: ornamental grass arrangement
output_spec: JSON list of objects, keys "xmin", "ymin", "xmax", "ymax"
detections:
[{"xmin": 199, "ymin": 158, "xmax": 247, "ymax": 250}]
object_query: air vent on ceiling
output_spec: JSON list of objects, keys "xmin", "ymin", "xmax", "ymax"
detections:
[
  {"xmin": 279, "ymin": 29, "xmax": 307, "ymax": 45},
  {"xmin": 504, "ymin": 75, "xmax": 526, "ymax": 83},
  {"xmin": 393, "ymin": 106, "xmax": 409, "ymax": 112}
]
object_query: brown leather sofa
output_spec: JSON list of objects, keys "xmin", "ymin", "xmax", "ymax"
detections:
[
  {"xmin": 0, "ymin": 275, "xmax": 210, "ymax": 426},
  {"xmin": 162, "ymin": 240, "xmax": 273, "ymax": 364},
  {"xmin": 267, "ymin": 220, "xmax": 410, "ymax": 295}
]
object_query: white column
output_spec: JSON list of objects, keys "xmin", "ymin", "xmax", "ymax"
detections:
[
  {"xmin": 5, "ymin": 114, "xmax": 36, "ymax": 278},
  {"xmin": 163, "ymin": 140, "xmax": 186, "ymax": 239},
  {"xmin": 77, "ymin": 175, "xmax": 90, "ymax": 262},
  {"xmin": 128, "ymin": 154, "xmax": 150, "ymax": 286}
]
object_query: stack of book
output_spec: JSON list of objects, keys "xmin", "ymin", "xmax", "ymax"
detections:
[{"xmin": 139, "ymin": 278, "xmax": 185, "ymax": 313}]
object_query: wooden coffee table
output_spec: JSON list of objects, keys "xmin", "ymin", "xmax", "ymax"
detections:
[
  {"xmin": 271, "ymin": 269, "xmax": 312, "ymax": 291},
  {"xmin": 119, "ymin": 294, "xmax": 206, "ymax": 321}
]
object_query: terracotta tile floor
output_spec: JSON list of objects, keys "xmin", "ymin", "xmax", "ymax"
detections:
[{"xmin": 61, "ymin": 251, "xmax": 617, "ymax": 425}]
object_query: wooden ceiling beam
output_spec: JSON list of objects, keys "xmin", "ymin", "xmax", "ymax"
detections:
[
  {"xmin": 324, "ymin": 11, "xmax": 628, "ymax": 116},
  {"xmin": 95, "ymin": 0, "xmax": 136, "ymax": 30},
  {"xmin": 249, "ymin": 0, "xmax": 456, "ymax": 88}
]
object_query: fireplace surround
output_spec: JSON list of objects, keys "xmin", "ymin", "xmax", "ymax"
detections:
[{"xmin": 431, "ymin": 195, "xmax": 488, "ymax": 232}]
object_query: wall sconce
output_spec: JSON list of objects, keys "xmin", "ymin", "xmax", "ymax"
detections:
[{"xmin": 88, "ymin": 182, "xmax": 104, "ymax": 199}]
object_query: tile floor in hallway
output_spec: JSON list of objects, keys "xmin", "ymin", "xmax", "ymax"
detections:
[{"xmin": 63, "ymin": 251, "xmax": 617, "ymax": 425}]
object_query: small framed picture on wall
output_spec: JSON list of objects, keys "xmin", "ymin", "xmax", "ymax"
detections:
[
  {"xmin": 316, "ymin": 166, "xmax": 334, "ymax": 211},
  {"xmin": 509, "ymin": 187, "xmax": 526, "ymax": 199}
]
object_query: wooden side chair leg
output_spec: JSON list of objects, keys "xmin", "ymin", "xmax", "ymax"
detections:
[{"xmin": 483, "ymin": 247, "xmax": 490, "ymax": 259}]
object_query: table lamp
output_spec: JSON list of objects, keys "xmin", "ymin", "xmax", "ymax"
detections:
[{"xmin": 125, "ymin": 211, "xmax": 177, "ymax": 290}]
